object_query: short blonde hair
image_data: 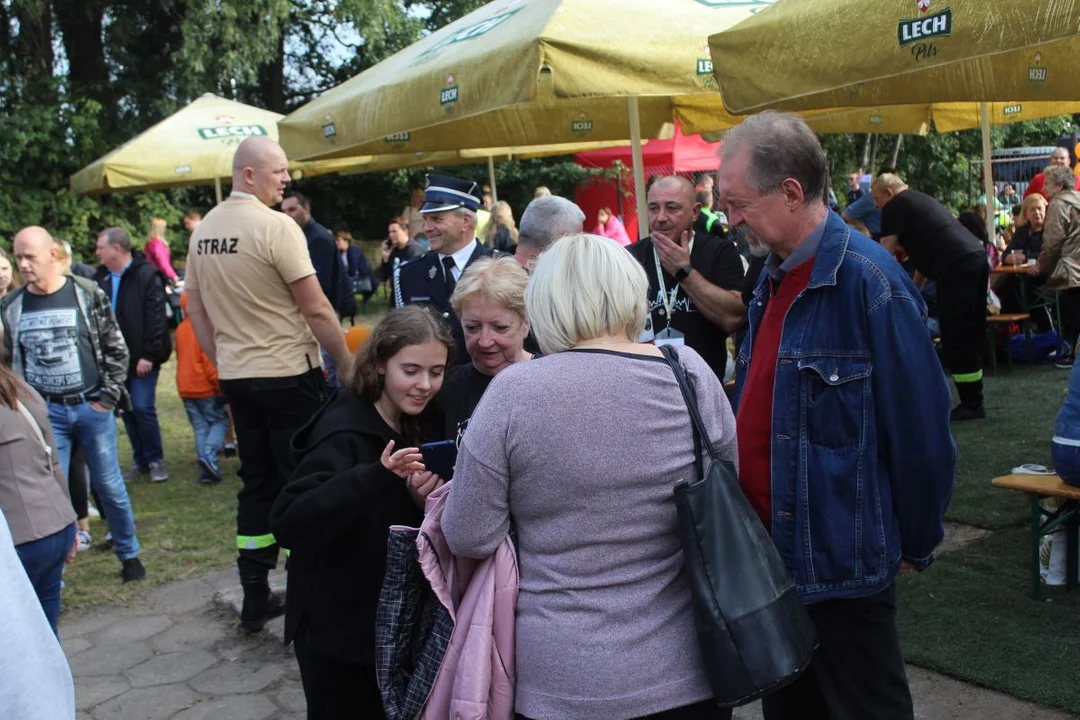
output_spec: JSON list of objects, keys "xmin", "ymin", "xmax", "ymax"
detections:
[
  {"xmin": 525, "ymin": 233, "xmax": 647, "ymax": 355},
  {"xmin": 150, "ymin": 217, "xmax": 167, "ymax": 237},
  {"xmin": 1017, "ymin": 193, "xmax": 1047, "ymax": 227},
  {"xmin": 533, "ymin": 185, "xmax": 551, "ymax": 199},
  {"xmin": 871, "ymin": 173, "xmax": 907, "ymax": 194},
  {"xmin": 450, "ymin": 256, "xmax": 528, "ymax": 319}
]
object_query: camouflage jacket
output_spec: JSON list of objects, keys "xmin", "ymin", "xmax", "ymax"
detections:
[{"xmin": 2, "ymin": 276, "xmax": 131, "ymax": 411}]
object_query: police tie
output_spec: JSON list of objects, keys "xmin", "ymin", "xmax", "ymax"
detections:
[{"xmin": 442, "ymin": 256, "xmax": 457, "ymax": 298}]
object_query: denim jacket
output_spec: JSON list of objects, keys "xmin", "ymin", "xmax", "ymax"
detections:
[{"xmin": 734, "ymin": 211, "xmax": 955, "ymax": 603}]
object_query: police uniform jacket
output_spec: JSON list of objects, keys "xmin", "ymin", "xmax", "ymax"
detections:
[{"xmin": 393, "ymin": 241, "xmax": 495, "ymax": 364}]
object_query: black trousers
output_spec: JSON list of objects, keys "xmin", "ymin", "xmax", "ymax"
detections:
[
  {"xmin": 517, "ymin": 700, "xmax": 731, "ymax": 720},
  {"xmin": 761, "ymin": 583, "xmax": 913, "ymax": 720},
  {"xmin": 69, "ymin": 440, "xmax": 89, "ymax": 521},
  {"xmin": 220, "ymin": 367, "xmax": 326, "ymax": 576},
  {"xmin": 937, "ymin": 254, "xmax": 989, "ymax": 405},
  {"xmin": 1058, "ymin": 287, "xmax": 1080, "ymax": 354},
  {"xmin": 293, "ymin": 620, "xmax": 385, "ymax": 720}
]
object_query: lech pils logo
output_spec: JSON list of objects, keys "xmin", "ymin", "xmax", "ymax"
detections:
[
  {"xmin": 197, "ymin": 115, "xmax": 268, "ymax": 140},
  {"xmin": 1003, "ymin": 104, "xmax": 1023, "ymax": 116},
  {"xmin": 869, "ymin": 113, "xmax": 884, "ymax": 125},
  {"xmin": 898, "ymin": 5, "xmax": 951, "ymax": 48},
  {"xmin": 571, "ymin": 112, "xmax": 593, "ymax": 133},
  {"xmin": 697, "ymin": 43, "xmax": 714, "ymax": 76},
  {"xmin": 1029, "ymin": 52, "xmax": 1047, "ymax": 83},
  {"xmin": 441, "ymin": 74, "xmax": 459, "ymax": 108},
  {"xmin": 322, "ymin": 114, "xmax": 337, "ymax": 139},
  {"xmin": 385, "ymin": 132, "xmax": 411, "ymax": 144}
]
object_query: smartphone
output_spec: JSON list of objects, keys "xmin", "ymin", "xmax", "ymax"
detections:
[{"xmin": 420, "ymin": 440, "xmax": 458, "ymax": 482}]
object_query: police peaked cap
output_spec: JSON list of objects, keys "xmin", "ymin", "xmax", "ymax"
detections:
[{"xmin": 420, "ymin": 174, "xmax": 481, "ymax": 213}]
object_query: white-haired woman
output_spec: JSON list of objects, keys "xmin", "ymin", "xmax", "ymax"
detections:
[
  {"xmin": 1037, "ymin": 165, "xmax": 1080, "ymax": 366},
  {"xmin": 442, "ymin": 234, "xmax": 738, "ymax": 720},
  {"xmin": 439, "ymin": 257, "xmax": 533, "ymax": 444}
]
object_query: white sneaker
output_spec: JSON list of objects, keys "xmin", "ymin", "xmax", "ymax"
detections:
[
  {"xmin": 77, "ymin": 529, "xmax": 92, "ymax": 552},
  {"xmin": 87, "ymin": 506, "xmax": 100, "ymax": 519}
]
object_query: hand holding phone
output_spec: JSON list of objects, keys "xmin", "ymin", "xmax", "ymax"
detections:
[{"xmin": 420, "ymin": 440, "xmax": 457, "ymax": 482}]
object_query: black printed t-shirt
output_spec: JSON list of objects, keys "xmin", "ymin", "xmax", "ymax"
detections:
[
  {"xmin": 879, "ymin": 190, "xmax": 984, "ymax": 280},
  {"xmin": 437, "ymin": 363, "xmax": 495, "ymax": 447},
  {"xmin": 628, "ymin": 232, "xmax": 745, "ymax": 380},
  {"xmin": 18, "ymin": 278, "xmax": 101, "ymax": 398}
]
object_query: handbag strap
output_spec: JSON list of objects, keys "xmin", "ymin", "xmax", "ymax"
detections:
[
  {"xmin": 16, "ymin": 399, "xmax": 54, "ymax": 465},
  {"xmin": 659, "ymin": 346, "xmax": 719, "ymax": 472}
]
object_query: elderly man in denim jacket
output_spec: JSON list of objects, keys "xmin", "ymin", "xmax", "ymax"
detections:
[{"xmin": 720, "ymin": 113, "xmax": 955, "ymax": 720}]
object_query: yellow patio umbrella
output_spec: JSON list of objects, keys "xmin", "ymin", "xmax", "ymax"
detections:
[
  {"xmin": 279, "ymin": 0, "xmax": 779, "ymax": 230},
  {"xmin": 71, "ymin": 94, "xmax": 284, "ymax": 202},
  {"xmin": 705, "ymin": 0, "xmax": 1080, "ymax": 236}
]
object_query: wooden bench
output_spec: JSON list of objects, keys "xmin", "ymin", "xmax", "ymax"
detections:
[
  {"xmin": 992, "ymin": 474, "xmax": 1080, "ymax": 599},
  {"xmin": 985, "ymin": 313, "xmax": 1032, "ymax": 374}
]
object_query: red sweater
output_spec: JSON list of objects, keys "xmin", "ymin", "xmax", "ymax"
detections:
[{"xmin": 736, "ymin": 258, "xmax": 815, "ymax": 530}]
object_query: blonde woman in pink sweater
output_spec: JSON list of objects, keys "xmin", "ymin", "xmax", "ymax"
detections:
[
  {"xmin": 594, "ymin": 206, "xmax": 632, "ymax": 247},
  {"xmin": 145, "ymin": 218, "xmax": 179, "ymax": 284}
]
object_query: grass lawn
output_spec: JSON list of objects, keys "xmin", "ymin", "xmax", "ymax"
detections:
[{"xmin": 898, "ymin": 363, "xmax": 1080, "ymax": 715}]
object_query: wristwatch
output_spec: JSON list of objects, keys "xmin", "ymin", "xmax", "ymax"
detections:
[{"xmin": 674, "ymin": 265, "xmax": 693, "ymax": 283}]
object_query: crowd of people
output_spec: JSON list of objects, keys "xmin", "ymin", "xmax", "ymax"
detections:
[{"xmin": 5, "ymin": 112, "xmax": 1080, "ymax": 720}]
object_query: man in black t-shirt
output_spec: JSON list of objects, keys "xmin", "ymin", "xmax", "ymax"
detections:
[
  {"xmin": 627, "ymin": 176, "xmax": 746, "ymax": 380},
  {"xmin": 873, "ymin": 174, "xmax": 988, "ymax": 421}
]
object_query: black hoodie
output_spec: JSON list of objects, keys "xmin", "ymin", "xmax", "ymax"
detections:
[{"xmin": 269, "ymin": 389, "xmax": 422, "ymax": 664}]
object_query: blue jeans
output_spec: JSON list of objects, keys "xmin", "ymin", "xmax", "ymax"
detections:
[
  {"xmin": 183, "ymin": 396, "xmax": 229, "ymax": 458},
  {"xmin": 123, "ymin": 369, "xmax": 164, "ymax": 467},
  {"xmin": 49, "ymin": 401, "xmax": 141, "ymax": 561},
  {"xmin": 15, "ymin": 523, "xmax": 76, "ymax": 635},
  {"xmin": 1053, "ymin": 440, "xmax": 1080, "ymax": 487}
]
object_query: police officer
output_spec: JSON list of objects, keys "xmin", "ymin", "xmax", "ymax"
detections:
[{"xmin": 394, "ymin": 174, "xmax": 495, "ymax": 363}]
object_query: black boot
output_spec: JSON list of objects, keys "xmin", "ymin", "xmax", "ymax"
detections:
[
  {"xmin": 951, "ymin": 379, "xmax": 986, "ymax": 422},
  {"xmin": 239, "ymin": 570, "xmax": 285, "ymax": 633},
  {"xmin": 238, "ymin": 546, "xmax": 283, "ymax": 633}
]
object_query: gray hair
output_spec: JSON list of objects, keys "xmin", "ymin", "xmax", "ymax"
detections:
[
  {"xmin": 99, "ymin": 226, "xmax": 133, "ymax": 253},
  {"xmin": 1045, "ymin": 165, "xmax": 1077, "ymax": 193},
  {"xmin": 721, "ymin": 111, "xmax": 828, "ymax": 206},
  {"xmin": 517, "ymin": 196, "xmax": 586, "ymax": 251}
]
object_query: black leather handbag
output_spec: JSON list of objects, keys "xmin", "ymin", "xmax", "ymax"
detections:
[{"xmin": 660, "ymin": 346, "xmax": 817, "ymax": 707}]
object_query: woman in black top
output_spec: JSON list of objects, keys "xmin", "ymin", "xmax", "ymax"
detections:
[
  {"xmin": 438, "ymin": 257, "xmax": 533, "ymax": 445},
  {"xmin": 269, "ymin": 306, "xmax": 453, "ymax": 720},
  {"xmin": 1005, "ymin": 193, "xmax": 1048, "ymax": 264}
]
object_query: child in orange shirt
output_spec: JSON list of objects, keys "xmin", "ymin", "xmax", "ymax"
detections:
[{"xmin": 176, "ymin": 292, "xmax": 228, "ymax": 484}]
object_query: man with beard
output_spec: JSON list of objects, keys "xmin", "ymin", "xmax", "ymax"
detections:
[{"xmin": 628, "ymin": 176, "xmax": 746, "ymax": 380}]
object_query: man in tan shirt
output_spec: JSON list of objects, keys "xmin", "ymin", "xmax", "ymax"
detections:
[{"xmin": 184, "ymin": 136, "xmax": 350, "ymax": 632}]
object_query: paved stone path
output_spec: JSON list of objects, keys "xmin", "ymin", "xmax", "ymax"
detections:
[{"xmin": 63, "ymin": 569, "xmax": 1070, "ymax": 720}]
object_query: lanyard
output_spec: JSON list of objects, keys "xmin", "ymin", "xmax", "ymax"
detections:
[{"xmin": 652, "ymin": 233, "xmax": 695, "ymax": 319}]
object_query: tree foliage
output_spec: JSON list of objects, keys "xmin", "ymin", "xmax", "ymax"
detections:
[{"xmin": 0, "ymin": 0, "xmax": 1076, "ymax": 260}]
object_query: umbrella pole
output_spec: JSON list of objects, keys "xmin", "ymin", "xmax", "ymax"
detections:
[
  {"xmin": 980, "ymin": 102, "xmax": 995, "ymax": 242},
  {"xmin": 627, "ymin": 97, "xmax": 648, "ymax": 241},
  {"xmin": 214, "ymin": 177, "xmax": 223, "ymax": 205},
  {"xmin": 487, "ymin": 156, "xmax": 498, "ymax": 203}
]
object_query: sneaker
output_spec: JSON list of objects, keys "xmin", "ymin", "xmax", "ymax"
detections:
[
  {"xmin": 198, "ymin": 453, "xmax": 222, "ymax": 484},
  {"xmin": 149, "ymin": 460, "xmax": 169, "ymax": 483},
  {"xmin": 87, "ymin": 506, "xmax": 100, "ymax": 519},
  {"xmin": 122, "ymin": 465, "xmax": 148, "ymax": 482},
  {"xmin": 120, "ymin": 557, "xmax": 146, "ymax": 582},
  {"xmin": 222, "ymin": 443, "xmax": 238, "ymax": 458},
  {"xmin": 950, "ymin": 404, "xmax": 986, "ymax": 422},
  {"xmin": 76, "ymin": 529, "xmax": 92, "ymax": 552},
  {"xmin": 1055, "ymin": 356, "xmax": 1074, "ymax": 369}
]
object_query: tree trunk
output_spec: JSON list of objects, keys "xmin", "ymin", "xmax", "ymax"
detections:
[
  {"xmin": 53, "ymin": 0, "xmax": 107, "ymax": 100},
  {"xmin": 14, "ymin": 0, "xmax": 54, "ymax": 84},
  {"xmin": 868, "ymin": 134, "xmax": 879, "ymax": 176},
  {"xmin": 889, "ymin": 135, "xmax": 904, "ymax": 168},
  {"xmin": 861, "ymin": 133, "xmax": 873, "ymax": 170},
  {"xmin": 258, "ymin": 30, "xmax": 286, "ymax": 112}
]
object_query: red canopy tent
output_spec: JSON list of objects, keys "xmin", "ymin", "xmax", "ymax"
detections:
[{"xmin": 574, "ymin": 121, "xmax": 721, "ymax": 241}]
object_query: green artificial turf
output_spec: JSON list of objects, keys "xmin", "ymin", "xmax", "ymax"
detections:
[{"xmin": 946, "ymin": 364, "xmax": 1066, "ymax": 530}]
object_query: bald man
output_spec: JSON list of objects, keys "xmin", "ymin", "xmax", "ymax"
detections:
[
  {"xmin": 2, "ymin": 226, "xmax": 146, "ymax": 582},
  {"xmin": 627, "ymin": 175, "xmax": 747, "ymax": 380},
  {"xmin": 184, "ymin": 136, "xmax": 349, "ymax": 633}
]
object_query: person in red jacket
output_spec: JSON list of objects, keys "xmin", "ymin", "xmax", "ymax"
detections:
[
  {"xmin": 1024, "ymin": 147, "xmax": 1080, "ymax": 199},
  {"xmin": 175, "ymin": 292, "xmax": 228, "ymax": 484}
]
